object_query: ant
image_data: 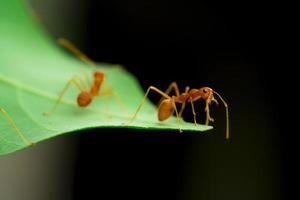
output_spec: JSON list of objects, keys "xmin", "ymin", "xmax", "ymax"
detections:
[
  {"xmin": 130, "ymin": 82, "xmax": 229, "ymax": 139},
  {"xmin": 44, "ymin": 38, "xmax": 122, "ymax": 115},
  {"xmin": 1, "ymin": 108, "xmax": 33, "ymax": 145}
]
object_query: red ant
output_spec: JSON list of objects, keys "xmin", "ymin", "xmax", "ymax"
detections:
[
  {"xmin": 1, "ymin": 108, "xmax": 33, "ymax": 145},
  {"xmin": 130, "ymin": 82, "xmax": 229, "ymax": 139},
  {"xmin": 44, "ymin": 38, "xmax": 123, "ymax": 115}
]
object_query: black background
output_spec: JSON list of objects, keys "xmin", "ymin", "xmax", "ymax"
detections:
[{"xmin": 68, "ymin": 1, "xmax": 291, "ymax": 200}]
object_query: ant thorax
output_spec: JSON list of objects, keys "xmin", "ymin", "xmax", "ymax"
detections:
[
  {"xmin": 176, "ymin": 93, "xmax": 189, "ymax": 103},
  {"xmin": 187, "ymin": 89, "xmax": 202, "ymax": 102},
  {"xmin": 90, "ymin": 71, "xmax": 105, "ymax": 96}
]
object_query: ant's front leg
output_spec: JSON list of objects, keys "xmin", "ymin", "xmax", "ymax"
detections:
[{"xmin": 205, "ymin": 101, "xmax": 214, "ymax": 126}]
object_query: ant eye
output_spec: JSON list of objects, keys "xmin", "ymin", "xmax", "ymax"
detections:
[{"xmin": 203, "ymin": 89, "xmax": 208, "ymax": 93}]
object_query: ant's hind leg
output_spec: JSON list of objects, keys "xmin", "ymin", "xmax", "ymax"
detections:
[
  {"xmin": 0, "ymin": 108, "xmax": 33, "ymax": 146},
  {"xmin": 164, "ymin": 82, "xmax": 180, "ymax": 97},
  {"xmin": 158, "ymin": 82, "xmax": 180, "ymax": 106},
  {"xmin": 130, "ymin": 86, "xmax": 171, "ymax": 123},
  {"xmin": 43, "ymin": 77, "xmax": 84, "ymax": 116}
]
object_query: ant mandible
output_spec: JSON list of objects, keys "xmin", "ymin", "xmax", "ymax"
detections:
[
  {"xmin": 1, "ymin": 108, "xmax": 33, "ymax": 145},
  {"xmin": 44, "ymin": 38, "xmax": 121, "ymax": 115},
  {"xmin": 130, "ymin": 82, "xmax": 229, "ymax": 139}
]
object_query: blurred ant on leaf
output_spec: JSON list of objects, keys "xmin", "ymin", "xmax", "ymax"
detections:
[
  {"xmin": 130, "ymin": 82, "xmax": 229, "ymax": 139},
  {"xmin": 1, "ymin": 108, "xmax": 33, "ymax": 145},
  {"xmin": 44, "ymin": 38, "xmax": 124, "ymax": 116}
]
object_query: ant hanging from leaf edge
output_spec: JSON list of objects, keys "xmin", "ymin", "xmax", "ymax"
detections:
[{"xmin": 130, "ymin": 82, "xmax": 229, "ymax": 139}]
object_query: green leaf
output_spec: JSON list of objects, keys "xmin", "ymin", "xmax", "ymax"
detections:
[{"xmin": 0, "ymin": 0, "xmax": 212, "ymax": 155}]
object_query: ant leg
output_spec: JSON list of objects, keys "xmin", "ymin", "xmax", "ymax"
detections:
[
  {"xmin": 0, "ymin": 108, "xmax": 33, "ymax": 146},
  {"xmin": 103, "ymin": 94, "xmax": 110, "ymax": 118},
  {"xmin": 57, "ymin": 38, "xmax": 96, "ymax": 67},
  {"xmin": 157, "ymin": 82, "xmax": 180, "ymax": 106},
  {"xmin": 164, "ymin": 82, "xmax": 180, "ymax": 96},
  {"xmin": 171, "ymin": 96, "xmax": 182, "ymax": 133},
  {"xmin": 185, "ymin": 86, "xmax": 190, "ymax": 93},
  {"xmin": 78, "ymin": 70, "xmax": 92, "ymax": 90},
  {"xmin": 189, "ymin": 98, "xmax": 198, "ymax": 126},
  {"xmin": 130, "ymin": 86, "xmax": 171, "ymax": 122},
  {"xmin": 111, "ymin": 91, "xmax": 127, "ymax": 113},
  {"xmin": 178, "ymin": 101, "xmax": 186, "ymax": 119},
  {"xmin": 100, "ymin": 84, "xmax": 127, "ymax": 113},
  {"xmin": 178, "ymin": 86, "xmax": 190, "ymax": 119},
  {"xmin": 205, "ymin": 102, "xmax": 214, "ymax": 126},
  {"xmin": 73, "ymin": 74, "xmax": 89, "ymax": 91},
  {"xmin": 43, "ymin": 77, "xmax": 84, "ymax": 116}
]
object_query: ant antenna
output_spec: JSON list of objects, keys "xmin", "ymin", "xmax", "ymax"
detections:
[
  {"xmin": 57, "ymin": 38, "xmax": 96, "ymax": 67},
  {"xmin": 213, "ymin": 91, "xmax": 229, "ymax": 139}
]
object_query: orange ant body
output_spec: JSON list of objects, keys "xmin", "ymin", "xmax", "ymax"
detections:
[
  {"xmin": 76, "ymin": 71, "xmax": 105, "ymax": 107},
  {"xmin": 44, "ymin": 38, "xmax": 122, "ymax": 115},
  {"xmin": 1, "ymin": 108, "xmax": 33, "ymax": 145},
  {"xmin": 130, "ymin": 82, "xmax": 229, "ymax": 139}
]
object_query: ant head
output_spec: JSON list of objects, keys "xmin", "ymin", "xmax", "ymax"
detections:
[
  {"xmin": 94, "ymin": 71, "xmax": 104, "ymax": 80},
  {"xmin": 199, "ymin": 87, "xmax": 214, "ymax": 101},
  {"xmin": 199, "ymin": 87, "xmax": 230, "ymax": 139}
]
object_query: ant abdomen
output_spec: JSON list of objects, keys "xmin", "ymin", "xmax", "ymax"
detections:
[
  {"xmin": 158, "ymin": 99, "xmax": 174, "ymax": 121},
  {"xmin": 77, "ymin": 92, "xmax": 93, "ymax": 107}
]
